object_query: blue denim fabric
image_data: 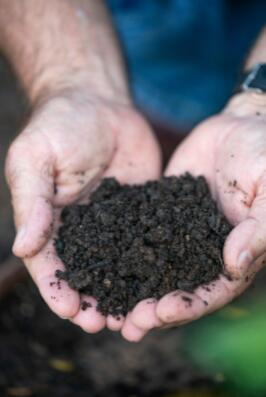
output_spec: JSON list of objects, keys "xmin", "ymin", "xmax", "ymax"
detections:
[{"xmin": 107, "ymin": 0, "xmax": 266, "ymax": 130}]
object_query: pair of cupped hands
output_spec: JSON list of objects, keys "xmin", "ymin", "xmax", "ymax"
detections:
[{"xmin": 6, "ymin": 88, "xmax": 266, "ymax": 342}]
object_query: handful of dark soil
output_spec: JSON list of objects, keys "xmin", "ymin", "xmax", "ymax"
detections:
[{"xmin": 55, "ymin": 174, "xmax": 232, "ymax": 316}]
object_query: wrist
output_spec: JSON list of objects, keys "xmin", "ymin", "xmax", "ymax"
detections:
[
  {"xmin": 224, "ymin": 91, "xmax": 266, "ymax": 117},
  {"xmin": 29, "ymin": 66, "xmax": 131, "ymax": 107}
]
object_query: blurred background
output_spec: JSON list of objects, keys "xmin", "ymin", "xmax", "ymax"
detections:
[{"xmin": 1, "ymin": 1, "xmax": 266, "ymax": 396}]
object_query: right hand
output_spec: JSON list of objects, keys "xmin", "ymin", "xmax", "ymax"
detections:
[{"xmin": 6, "ymin": 88, "xmax": 161, "ymax": 333}]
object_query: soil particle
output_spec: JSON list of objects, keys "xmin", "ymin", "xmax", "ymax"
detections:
[
  {"xmin": 224, "ymin": 272, "xmax": 234, "ymax": 282},
  {"xmin": 146, "ymin": 299, "xmax": 156, "ymax": 304},
  {"xmin": 81, "ymin": 301, "xmax": 92, "ymax": 311},
  {"xmin": 55, "ymin": 174, "xmax": 232, "ymax": 316},
  {"xmin": 74, "ymin": 171, "xmax": 85, "ymax": 176},
  {"xmin": 228, "ymin": 180, "xmax": 237, "ymax": 188},
  {"xmin": 181, "ymin": 296, "xmax": 193, "ymax": 307},
  {"xmin": 49, "ymin": 280, "xmax": 61, "ymax": 290}
]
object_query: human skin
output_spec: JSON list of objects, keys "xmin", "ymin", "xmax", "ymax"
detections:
[
  {"xmin": 125, "ymin": 27, "xmax": 266, "ymax": 341},
  {"xmin": 0, "ymin": 0, "xmax": 161, "ymax": 332}
]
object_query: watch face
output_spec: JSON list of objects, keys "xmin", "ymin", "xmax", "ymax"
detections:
[{"xmin": 243, "ymin": 64, "xmax": 266, "ymax": 92}]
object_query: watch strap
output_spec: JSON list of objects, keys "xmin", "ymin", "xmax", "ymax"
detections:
[{"xmin": 234, "ymin": 63, "xmax": 266, "ymax": 94}]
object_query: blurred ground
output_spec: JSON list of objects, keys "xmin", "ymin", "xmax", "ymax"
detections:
[{"xmin": 0, "ymin": 279, "xmax": 216, "ymax": 397}]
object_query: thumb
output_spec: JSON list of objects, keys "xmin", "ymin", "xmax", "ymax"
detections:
[
  {"xmin": 6, "ymin": 138, "xmax": 54, "ymax": 258},
  {"xmin": 224, "ymin": 181, "xmax": 266, "ymax": 278}
]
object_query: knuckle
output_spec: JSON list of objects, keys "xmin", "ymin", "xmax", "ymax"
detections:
[{"xmin": 157, "ymin": 306, "xmax": 177, "ymax": 323}]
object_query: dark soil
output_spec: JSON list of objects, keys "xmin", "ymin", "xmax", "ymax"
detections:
[
  {"xmin": 55, "ymin": 174, "xmax": 232, "ymax": 316},
  {"xmin": 0, "ymin": 278, "xmax": 215, "ymax": 397}
]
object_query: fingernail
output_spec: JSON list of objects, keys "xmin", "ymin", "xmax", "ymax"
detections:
[
  {"xmin": 12, "ymin": 226, "xmax": 27, "ymax": 253},
  {"xmin": 237, "ymin": 250, "xmax": 253, "ymax": 274}
]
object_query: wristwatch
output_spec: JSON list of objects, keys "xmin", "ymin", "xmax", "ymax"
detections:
[{"xmin": 236, "ymin": 63, "xmax": 266, "ymax": 93}]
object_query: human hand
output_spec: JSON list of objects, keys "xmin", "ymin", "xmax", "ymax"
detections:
[
  {"xmin": 6, "ymin": 89, "xmax": 161, "ymax": 332},
  {"xmin": 122, "ymin": 92, "xmax": 266, "ymax": 341}
]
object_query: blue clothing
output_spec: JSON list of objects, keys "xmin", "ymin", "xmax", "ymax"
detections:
[{"xmin": 107, "ymin": 0, "xmax": 266, "ymax": 130}]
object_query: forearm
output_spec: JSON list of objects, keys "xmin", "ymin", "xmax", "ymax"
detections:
[
  {"xmin": 245, "ymin": 26, "xmax": 266, "ymax": 70},
  {"xmin": 226, "ymin": 25, "xmax": 266, "ymax": 115},
  {"xmin": 0, "ymin": 0, "xmax": 130, "ymax": 104}
]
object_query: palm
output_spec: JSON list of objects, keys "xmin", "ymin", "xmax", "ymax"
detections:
[{"xmin": 122, "ymin": 111, "xmax": 266, "ymax": 341}]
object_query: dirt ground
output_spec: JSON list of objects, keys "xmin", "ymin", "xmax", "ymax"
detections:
[{"xmin": 0, "ymin": 279, "xmax": 217, "ymax": 397}]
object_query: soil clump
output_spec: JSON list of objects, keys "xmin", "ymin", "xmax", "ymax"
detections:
[{"xmin": 55, "ymin": 174, "xmax": 232, "ymax": 316}]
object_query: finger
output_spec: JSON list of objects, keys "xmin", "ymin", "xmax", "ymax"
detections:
[
  {"xmin": 121, "ymin": 313, "xmax": 148, "ymax": 342},
  {"xmin": 164, "ymin": 122, "xmax": 218, "ymax": 184},
  {"xmin": 224, "ymin": 180, "xmax": 266, "ymax": 278},
  {"xmin": 130, "ymin": 299, "xmax": 163, "ymax": 331},
  {"xmin": 156, "ymin": 291, "xmax": 206, "ymax": 325},
  {"xmin": 156, "ymin": 275, "xmax": 247, "ymax": 327},
  {"xmin": 104, "ymin": 112, "xmax": 162, "ymax": 184},
  {"xmin": 24, "ymin": 240, "xmax": 80, "ymax": 319},
  {"xmin": 70, "ymin": 295, "xmax": 106, "ymax": 333},
  {"xmin": 6, "ymin": 138, "xmax": 54, "ymax": 258},
  {"xmin": 215, "ymin": 171, "xmax": 251, "ymax": 226},
  {"xmin": 53, "ymin": 165, "xmax": 105, "ymax": 207},
  {"xmin": 192, "ymin": 274, "xmax": 249, "ymax": 316},
  {"xmin": 106, "ymin": 314, "xmax": 125, "ymax": 331}
]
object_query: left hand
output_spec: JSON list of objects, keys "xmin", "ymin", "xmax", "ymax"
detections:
[{"xmin": 121, "ymin": 92, "xmax": 266, "ymax": 342}]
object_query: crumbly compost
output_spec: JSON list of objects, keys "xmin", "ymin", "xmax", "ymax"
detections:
[{"xmin": 55, "ymin": 174, "xmax": 232, "ymax": 316}]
